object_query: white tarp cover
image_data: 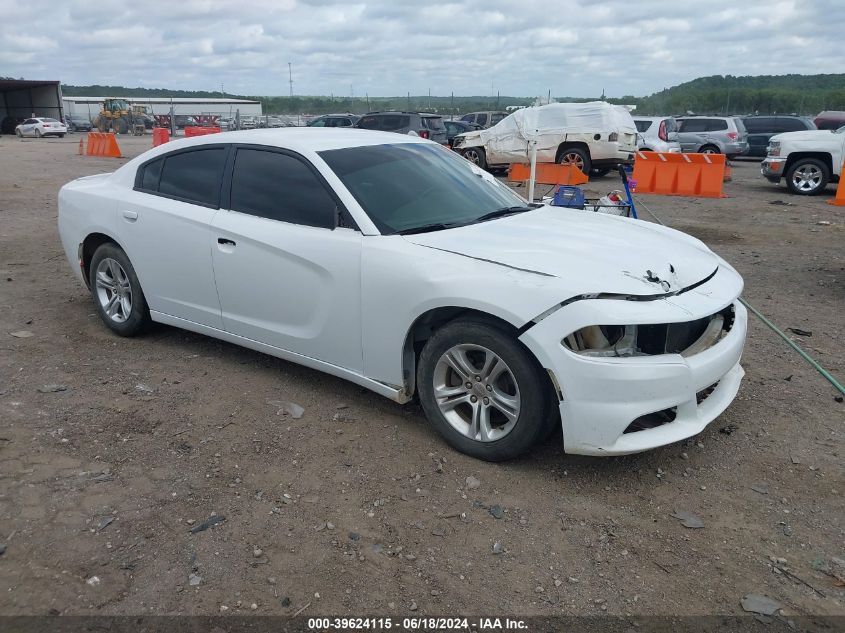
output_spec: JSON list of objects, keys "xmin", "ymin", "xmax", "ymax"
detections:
[{"xmin": 474, "ymin": 101, "xmax": 636, "ymax": 164}]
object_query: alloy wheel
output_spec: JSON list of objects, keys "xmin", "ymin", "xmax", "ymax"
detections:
[
  {"xmin": 559, "ymin": 151, "xmax": 585, "ymax": 170},
  {"xmin": 791, "ymin": 165, "xmax": 822, "ymax": 192},
  {"xmin": 432, "ymin": 344, "xmax": 521, "ymax": 442},
  {"xmin": 95, "ymin": 257, "xmax": 133, "ymax": 323}
]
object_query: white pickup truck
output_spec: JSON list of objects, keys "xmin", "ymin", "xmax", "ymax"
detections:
[{"xmin": 761, "ymin": 125, "xmax": 844, "ymax": 195}]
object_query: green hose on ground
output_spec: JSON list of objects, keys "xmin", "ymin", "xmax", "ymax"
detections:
[{"xmin": 632, "ymin": 195, "xmax": 845, "ymax": 397}]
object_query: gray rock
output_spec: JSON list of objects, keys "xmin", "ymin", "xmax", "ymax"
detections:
[
  {"xmin": 741, "ymin": 594, "xmax": 782, "ymax": 616},
  {"xmin": 38, "ymin": 384, "xmax": 67, "ymax": 393},
  {"xmin": 280, "ymin": 597, "xmax": 291, "ymax": 608},
  {"xmin": 491, "ymin": 541, "xmax": 503, "ymax": 554},
  {"xmin": 750, "ymin": 484, "xmax": 769, "ymax": 495},
  {"xmin": 189, "ymin": 573, "xmax": 202, "ymax": 586},
  {"xmin": 267, "ymin": 399, "xmax": 305, "ymax": 419},
  {"xmin": 189, "ymin": 514, "xmax": 226, "ymax": 533},
  {"xmin": 671, "ymin": 510, "xmax": 704, "ymax": 529},
  {"xmin": 97, "ymin": 516, "xmax": 114, "ymax": 531},
  {"xmin": 489, "ymin": 505, "xmax": 504, "ymax": 519},
  {"xmin": 349, "ymin": 532, "xmax": 361, "ymax": 541},
  {"xmin": 465, "ymin": 475, "xmax": 481, "ymax": 490}
]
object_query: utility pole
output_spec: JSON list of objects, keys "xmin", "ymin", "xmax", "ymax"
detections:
[
  {"xmin": 288, "ymin": 62, "xmax": 293, "ymax": 97},
  {"xmin": 220, "ymin": 83, "xmax": 224, "ymax": 98},
  {"xmin": 366, "ymin": 92, "xmax": 370, "ymax": 112},
  {"xmin": 407, "ymin": 92, "xmax": 410, "ymax": 111}
]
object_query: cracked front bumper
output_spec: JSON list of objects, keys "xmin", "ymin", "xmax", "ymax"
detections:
[{"xmin": 519, "ymin": 269, "xmax": 746, "ymax": 456}]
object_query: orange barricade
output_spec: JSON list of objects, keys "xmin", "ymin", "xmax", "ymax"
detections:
[
  {"xmin": 631, "ymin": 151, "xmax": 727, "ymax": 198},
  {"xmin": 508, "ymin": 163, "xmax": 589, "ymax": 186},
  {"xmin": 183, "ymin": 126, "xmax": 221, "ymax": 137},
  {"xmin": 85, "ymin": 132, "xmax": 122, "ymax": 158},
  {"xmin": 152, "ymin": 127, "xmax": 170, "ymax": 147},
  {"xmin": 828, "ymin": 162, "xmax": 845, "ymax": 206}
]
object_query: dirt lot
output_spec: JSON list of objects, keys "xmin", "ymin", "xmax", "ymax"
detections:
[{"xmin": 0, "ymin": 134, "xmax": 843, "ymax": 621}]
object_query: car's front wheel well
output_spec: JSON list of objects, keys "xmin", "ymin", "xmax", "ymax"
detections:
[
  {"xmin": 401, "ymin": 308, "xmax": 520, "ymax": 398},
  {"xmin": 784, "ymin": 151, "xmax": 833, "ymax": 176},
  {"xmin": 81, "ymin": 233, "xmax": 121, "ymax": 287}
]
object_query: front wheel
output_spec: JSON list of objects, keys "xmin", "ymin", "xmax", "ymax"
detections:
[
  {"xmin": 461, "ymin": 147, "xmax": 487, "ymax": 169},
  {"xmin": 557, "ymin": 146, "xmax": 591, "ymax": 175},
  {"xmin": 417, "ymin": 318, "xmax": 554, "ymax": 461},
  {"xmin": 34, "ymin": 129, "xmax": 42, "ymax": 138},
  {"xmin": 785, "ymin": 158, "xmax": 830, "ymax": 196},
  {"xmin": 15, "ymin": 129, "xmax": 22, "ymax": 137},
  {"xmin": 89, "ymin": 243, "xmax": 152, "ymax": 336}
]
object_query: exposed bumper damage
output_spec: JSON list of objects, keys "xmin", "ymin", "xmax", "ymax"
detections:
[{"xmin": 518, "ymin": 266, "xmax": 747, "ymax": 456}]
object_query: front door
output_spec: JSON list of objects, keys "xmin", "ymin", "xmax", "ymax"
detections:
[{"xmin": 211, "ymin": 146, "xmax": 363, "ymax": 372}]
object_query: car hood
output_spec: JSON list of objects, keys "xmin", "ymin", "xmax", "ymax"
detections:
[
  {"xmin": 403, "ymin": 206, "xmax": 720, "ymax": 296},
  {"xmin": 771, "ymin": 130, "xmax": 841, "ymax": 144}
]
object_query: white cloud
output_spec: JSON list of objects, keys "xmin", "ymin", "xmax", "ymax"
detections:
[{"xmin": 0, "ymin": 0, "xmax": 842, "ymax": 97}]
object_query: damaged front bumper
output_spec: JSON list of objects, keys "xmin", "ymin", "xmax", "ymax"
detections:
[{"xmin": 518, "ymin": 267, "xmax": 746, "ymax": 456}]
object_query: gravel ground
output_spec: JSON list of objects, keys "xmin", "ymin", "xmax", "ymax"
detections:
[{"xmin": 0, "ymin": 134, "xmax": 843, "ymax": 620}]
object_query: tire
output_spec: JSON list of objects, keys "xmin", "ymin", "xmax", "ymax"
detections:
[
  {"xmin": 34, "ymin": 129, "xmax": 42, "ymax": 138},
  {"xmin": 699, "ymin": 144, "xmax": 719, "ymax": 155},
  {"xmin": 88, "ymin": 243, "xmax": 151, "ymax": 337},
  {"xmin": 785, "ymin": 158, "xmax": 830, "ymax": 196},
  {"xmin": 590, "ymin": 167, "xmax": 611, "ymax": 177},
  {"xmin": 112, "ymin": 118, "xmax": 128, "ymax": 134},
  {"xmin": 58, "ymin": 133, "xmax": 65, "ymax": 138},
  {"xmin": 557, "ymin": 146, "xmax": 591, "ymax": 175},
  {"xmin": 15, "ymin": 129, "xmax": 22, "ymax": 137},
  {"xmin": 417, "ymin": 318, "xmax": 554, "ymax": 461},
  {"xmin": 462, "ymin": 147, "xmax": 486, "ymax": 169}
]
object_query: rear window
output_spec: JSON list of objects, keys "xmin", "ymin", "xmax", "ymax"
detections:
[
  {"xmin": 678, "ymin": 119, "xmax": 706, "ymax": 133},
  {"xmin": 357, "ymin": 116, "xmax": 380, "ymax": 129},
  {"xmin": 634, "ymin": 120, "xmax": 652, "ymax": 132},
  {"xmin": 422, "ymin": 116, "xmax": 444, "ymax": 131},
  {"xmin": 491, "ymin": 113, "xmax": 506, "ymax": 125},
  {"xmin": 476, "ymin": 113, "xmax": 488, "ymax": 126},
  {"xmin": 732, "ymin": 118, "xmax": 746, "ymax": 134},
  {"xmin": 742, "ymin": 117, "xmax": 771, "ymax": 133},
  {"xmin": 705, "ymin": 119, "xmax": 728, "ymax": 131},
  {"xmin": 43, "ymin": 118, "xmax": 60, "ymax": 123}
]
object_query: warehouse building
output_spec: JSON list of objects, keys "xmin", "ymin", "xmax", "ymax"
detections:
[
  {"xmin": 62, "ymin": 96, "xmax": 262, "ymax": 121},
  {"xmin": 1, "ymin": 79, "xmax": 63, "ymax": 134}
]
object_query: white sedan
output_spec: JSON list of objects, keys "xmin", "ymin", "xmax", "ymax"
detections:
[
  {"xmin": 58, "ymin": 129, "xmax": 746, "ymax": 461},
  {"xmin": 16, "ymin": 117, "xmax": 68, "ymax": 138}
]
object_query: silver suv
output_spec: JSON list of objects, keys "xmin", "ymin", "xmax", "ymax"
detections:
[
  {"xmin": 356, "ymin": 111, "xmax": 448, "ymax": 144},
  {"xmin": 675, "ymin": 116, "xmax": 749, "ymax": 158}
]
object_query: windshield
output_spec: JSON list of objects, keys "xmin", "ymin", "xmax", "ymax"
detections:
[{"xmin": 319, "ymin": 143, "xmax": 527, "ymax": 234}]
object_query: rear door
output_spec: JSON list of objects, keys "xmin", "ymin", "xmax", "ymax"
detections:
[
  {"xmin": 210, "ymin": 145, "xmax": 363, "ymax": 371},
  {"xmin": 744, "ymin": 117, "xmax": 772, "ymax": 156},
  {"xmin": 118, "ymin": 146, "xmax": 227, "ymax": 328},
  {"xmin": 676, "ymin": 119, "xmax": 707, "ymax": 152}
]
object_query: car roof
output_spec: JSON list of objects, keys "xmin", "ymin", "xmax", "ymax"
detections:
[{"xmin": 632, "ymin": 116, "xmax": 672, "ymax": 121}]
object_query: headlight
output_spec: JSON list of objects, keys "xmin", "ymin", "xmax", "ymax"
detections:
[
  {"xmin": 453, "ymin": 136, "xmax": 465, "ymax": 148},
  {"xmin": 563, "ymin": 307, "xmax": 734, "ymax": 358},
  {"xmin": 767, "ymin": 141, "xmax": 780, "ymax": 157}
]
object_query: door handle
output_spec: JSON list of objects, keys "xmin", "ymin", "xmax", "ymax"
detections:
[
  {"xmin": 217, "ymin": 238, "xmax": 236, "ymax": 246},
  {"xmin": 122, "ymin": 210, "xmax": 138, "ymax": 222}
]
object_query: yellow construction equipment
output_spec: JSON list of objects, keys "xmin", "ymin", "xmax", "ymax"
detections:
[{"xmin": 94, "ymin": 98, "xmax": 149, "ymax": 135}]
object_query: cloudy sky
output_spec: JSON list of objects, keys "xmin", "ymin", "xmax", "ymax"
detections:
[{"xmin": 1, "ymin": 0, "xmax": 843, "ymax": 98}]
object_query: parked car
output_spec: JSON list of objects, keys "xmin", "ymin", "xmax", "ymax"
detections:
[
  {"xmin": 459, "ymin": 111, "xmax": 509, "ymax": 129},
  {"xmin": 308, "ymin": 114, "xmax": 360, "ymax": 128},
  {"xmin": 674, "ymin": 116, "xmax": 749, "ymax": 158},
  {"xmin": 814, "ymin": 111, "xmax": 845, "ymax": 131},
  {"xmin": 453, "ymin": 101, "xmax": 637, "ymax": 174},
  {"xmin": 239, "ymin": 116, "xmax": 258, "ymax": 129},
  {"xmin": 444, "ymin": 120, "xmax": 483, "ymax": 147},
  {"xmin": 15, "ymin": 117, "xmax": 67, "ymax": 138},
  {"xmin": 356, "ymin": 111, "xmax": 448, "ymax": 144},
  {"xmin": 57, "ymin": 128, "xmax": 746, "ymax": 461},
  {"xmin": 741, "ymin": 116, "xmax": 816, "ymax": 157},
  {"xmin": 173, "ymin": 115, "xmax": 195, "ymax": 129},
  {"xmin": 65, "ymin": 115, "xmax": 93, "ymax": 133},
  {"xmin": 632, "ymin": 116, "xmax": 681, "ymax": 153},
  {"xmin": 761, "ymin": 124, "xmax": 844, "ymax": 195}
]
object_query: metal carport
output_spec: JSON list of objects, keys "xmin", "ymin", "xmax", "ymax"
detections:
[{"xmin": 0, "ymin": 79, "xmax": 63, "ymax": 134}]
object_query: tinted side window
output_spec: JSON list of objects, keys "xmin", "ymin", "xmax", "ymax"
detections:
[
  {"xmin": 705, "ymin": 119, "xmax": 728, "ymax": 131},
  {"xmin": 634, "ymin": 120, "xmax": 652, "ymax": 132},
  {"xmin": 358, "ymin": 116, "xmax": 380, "ymax": 129},
  {"xmin": 476, "ymin": 113, "xmax": 488, "ymax": 126},
  {"xmin": 230, "ymin": 149, "xmax": 336, "ymax": 229},
  {"xmin": 380, "ymin": 115, "xmax": 410, "ymax": 131},
  {"xmin": 158, "ymin": 148, "xmax": 227, "ymax": 206},
  {"xmin": 491, "ymin": 113, "xmax": 506, "ymax": 125},
  {"xmin": 140, "ymin": 157, "xmax": 163, "ymax": 191},
  {"xmin": 309, "ymin": 118, "xmax": 326, "ymax": 127},
  {"xmin": 780, "ymin": 118, "xmax": 808, "ymax": 132},
  {"xmin": 742, "ymin": 118, "xmax": 767, "ymax": 133},
  {"xmin": 460, "ymin": 114, "xmax": 474, "ymax": 123},
  {"xmin": 678, "ymin": 119, "xmax": 706, "ymax": 132}
]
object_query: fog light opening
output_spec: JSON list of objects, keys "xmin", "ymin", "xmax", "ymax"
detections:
[{"xmin": 623, "ymin": 407, "xmax": 677, "ymax": 434}]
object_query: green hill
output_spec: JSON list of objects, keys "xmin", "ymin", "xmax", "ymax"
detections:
[{"xmin": 635, "ymin": 74, "xmax": 845, "ymax": 116}]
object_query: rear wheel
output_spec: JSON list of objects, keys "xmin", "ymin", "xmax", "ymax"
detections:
[
  {"xmin": 785, "ymin": 158, "xmax": 829, "ymax": 196},
  {"xmin": 112, "ymin": 118, "xmax": 128, "ymax": 134},
  {"xmin": 557, "ymin": 146, "xmax": 591, "ymax": 175},
  {"xmin": 89, "ymin": 243, "xmax": 151, "ymax": 336},
  {"xmin": 462, "ymin": 147, "xmax": 486, "ymax": 169},
  {"xmin": 417, "ymin": 318, "xmax": 554, "ymax": 461},
  {"xmin": 34, "ymin": 129, "xmax": 42, "ymax": 138},
  {"xmin": 699, "ymin": 144, "xmax": 719, "ymax": 155}
]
